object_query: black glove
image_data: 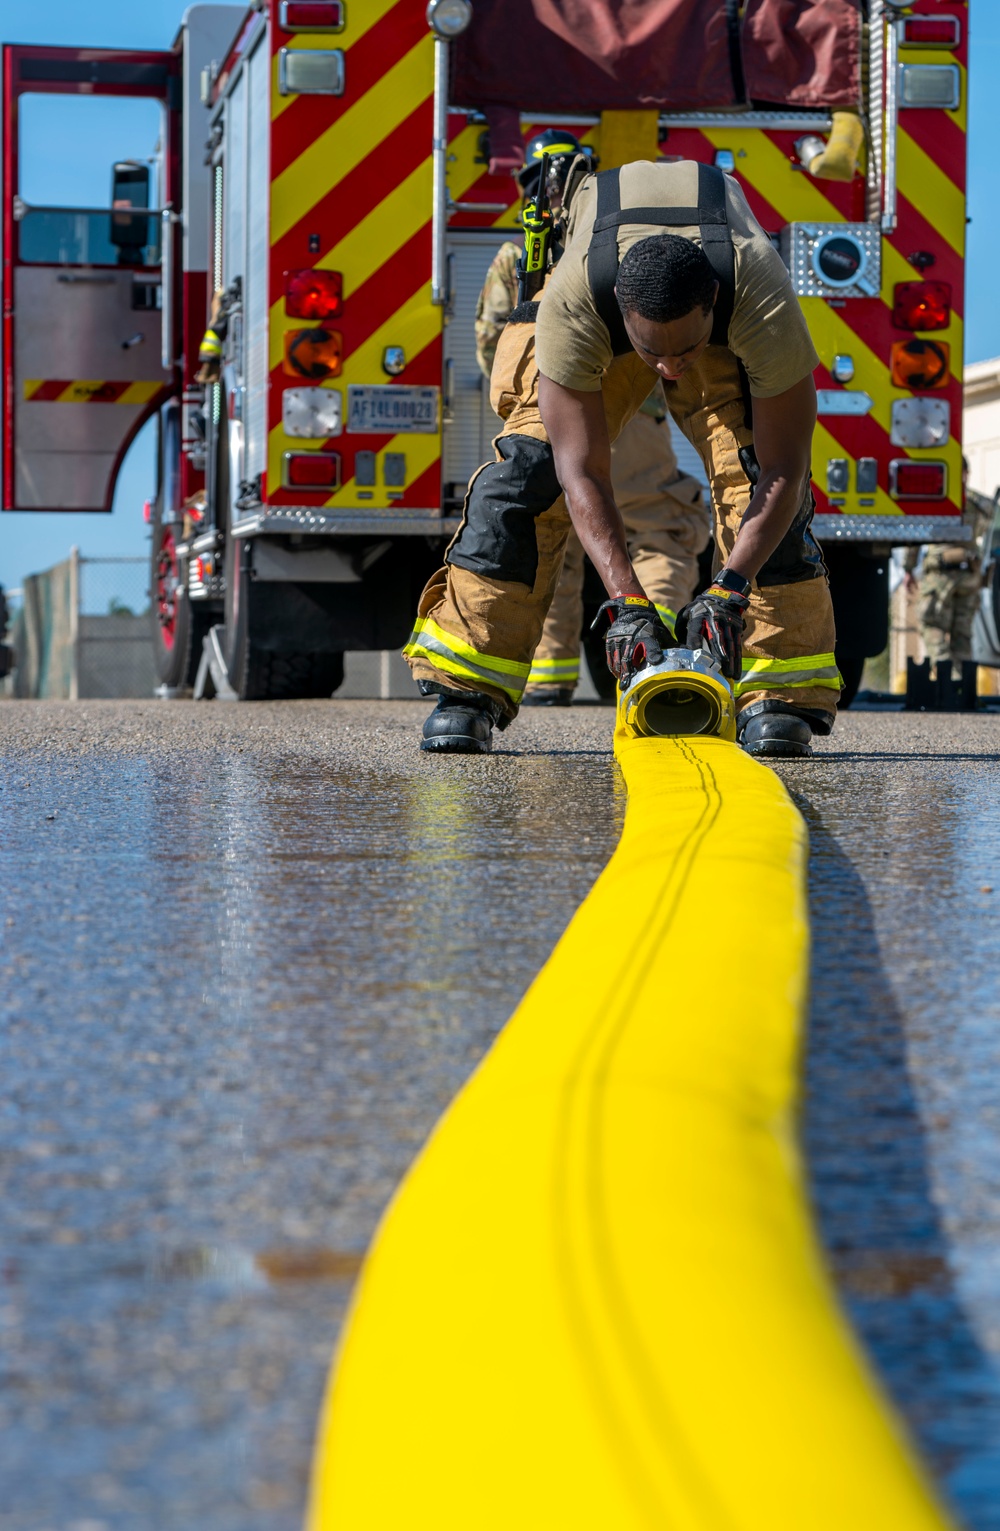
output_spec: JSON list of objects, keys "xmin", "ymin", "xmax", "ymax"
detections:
[
  {"xmin": 591, "ymin": 596, "xmax": 674, "ymax": 690},
  {"xmin": 676, "ymin": 583, "xmax": 749, "ymax": 682}
]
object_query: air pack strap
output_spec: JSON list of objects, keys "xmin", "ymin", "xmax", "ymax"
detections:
[
  {"xmin": 588, "ymin": 162, "xmax": 735, "ymax": 355},
  {"xmin": 587, "ymin": 161, "xmax": 751, "ymax": 434}
]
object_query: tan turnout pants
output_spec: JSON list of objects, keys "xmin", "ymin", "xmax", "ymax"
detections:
[
  {"xmin": 404, "ymin": 310, "xmax": 839, "ymax": 724},
  {"xmin": 525, "ymin": 411, "xmax": 709, "ymax": 693}
]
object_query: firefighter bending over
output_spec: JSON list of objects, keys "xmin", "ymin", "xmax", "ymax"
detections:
[
  {"xmin": 404, "ymin": 158, "xmax": 840, "ymax": 757},
  {"xmin": 475, "ymin": 132, "xmax": 709, "ymax": 706}
]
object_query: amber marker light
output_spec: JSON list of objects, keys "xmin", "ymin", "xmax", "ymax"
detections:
[
  {"xmin": 890, "ymin": 339, "xmax": 949, "ymax": 390},
  {"xmin": 283, "ymin": 328, "xmax": 344, "ymax": 380}
]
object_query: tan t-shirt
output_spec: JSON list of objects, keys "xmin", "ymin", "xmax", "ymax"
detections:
[{"xmin": 534, "ymin": 160, "xmax": 818, "ymax": 399}]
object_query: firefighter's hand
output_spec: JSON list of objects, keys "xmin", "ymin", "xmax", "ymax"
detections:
[
  {"xmin": 677, "ymin": 584, "xmax": 749, "ymax": 682},
  {"xmin": 591, "ymin": 596, "xmax": 673, "ymax": 690}
]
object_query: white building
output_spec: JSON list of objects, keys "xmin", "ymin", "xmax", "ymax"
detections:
[{"xmin": 964, "ymin": 357, "xmax": 1000, "ymax": 499}]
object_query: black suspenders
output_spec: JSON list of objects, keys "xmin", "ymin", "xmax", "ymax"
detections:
[{"xmin": 587, "ymin": 162, "xmax": 736, "ymax": 357}]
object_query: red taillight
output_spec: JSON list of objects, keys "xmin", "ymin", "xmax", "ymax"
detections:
[
  {"xmin": 283, "ymin": 451, "xmax": 341, "ymax": 489},
  {"xmin": 285, "ymin": 268, "xmax": 343, "ymax": 320},
  {"xmin": 143, "ymin": 499, "xmax": 152, "ymax": 524},
  {"xmin": 891, "ymin": 338, "xmax": 950, "ymax": 390},
  {"xmin": 889, "ymin": 460, "xmax": 948, "ymax": 500},
  {"xmin": 892, "ymin": 280, "xmax": 951, "ymax": 332},
  {"xmin": 280, "ymin": 1, "xmax": 345, "ymax": 29},
  {"xmin": 902, "ymin": 16, "xmax": 961, "ymax": 47}
]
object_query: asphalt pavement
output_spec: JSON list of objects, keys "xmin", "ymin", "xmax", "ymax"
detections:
[{"xmin": 1, "ymin": 699, "xmax": 999, "ymax": 1529}]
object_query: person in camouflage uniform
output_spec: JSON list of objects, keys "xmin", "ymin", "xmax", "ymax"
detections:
[
  {"xmin": 475, "ymin": 239, "xmax": 709, "ymax": 704},
  {"xmin": 903, "ymin": 467, "xmax": 993, "ymax": 667}
]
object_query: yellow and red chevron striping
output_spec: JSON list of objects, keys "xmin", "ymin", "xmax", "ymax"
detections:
[
  {"xmin": 23, "ymin": 379, "xmax": 165, "ymax": 405},
  {"xmin": 261, "ymin": 0, "xmax": 966, "ymax": 523},
  {"xmin": 445, "ymin": 105, "xmax": 965, "ymax": 520},
  {"xmin": 692, "ymin": 117, "xmax": 965, "ymax": 520},
  {"xmin": 269, "ymin": 0, "xmax": 427, "ymax": 177},
  {"xmin": 270, "ymin": 98, "xmax": 434, "ymax": 279},
  {"xmin": 267, "ymin": 0, "xmax": 439, "ymax": 510}
]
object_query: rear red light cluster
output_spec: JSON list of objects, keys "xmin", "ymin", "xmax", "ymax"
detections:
[
  {"xmin": 892, "ymin": 280, "xmax": 951, "ymax": 332},
  {"xmin": 889, "ymin": 460, "xmax": 948, "ymax": 500},
  {"xmin": 902, "ymin": 16, "xmax": 961, "ymax": 47},
  {"xmin": 284, "ymin": 452, "xmax": 341, "ymax": 489},
  {"xmin": 280, "ymin": 1, "xmax": 345, "ymax": 30},
  {"xmin": 285, "ymin": 268, "xmax": 342, "ymax": 320}
]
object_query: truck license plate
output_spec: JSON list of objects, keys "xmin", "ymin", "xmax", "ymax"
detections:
[{"xmin": 347, "ymin": 385, "xmax": 439, "ymax": 434}]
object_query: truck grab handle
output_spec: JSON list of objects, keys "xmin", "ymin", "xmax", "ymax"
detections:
[
  {"xmin": 431, "ymin": 37, "xmax": 449, "ymax": 305},
  {"xmin": 882, "ymin": 14, "xmax": 900, "ymax": 234},
  {"xmin": 160, "ymin": 206, "xmax": 179, "ymax": 370}
]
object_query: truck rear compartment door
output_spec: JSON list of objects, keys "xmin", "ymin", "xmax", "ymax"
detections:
[{"xmin": 2, "ymin": 45, "xmax": 179, "ymax": 510}]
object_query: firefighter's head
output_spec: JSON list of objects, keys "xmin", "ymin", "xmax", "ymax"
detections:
[
  {"xmin": 516, "ymin": 129, "xmax": 596, "ymax": 214},
  {"xmin": 615, "ymin": 235, "xmax": 719, "ymax": 381}
]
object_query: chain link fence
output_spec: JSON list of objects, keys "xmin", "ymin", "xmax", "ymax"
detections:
[{"xmin": 6, "ymin": 549, "xmax": 154, "ymax": 699}]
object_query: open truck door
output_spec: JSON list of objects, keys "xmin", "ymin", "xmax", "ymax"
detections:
[{"xmin": 2, "ymin": 45, "xmax": 181, "ymax": 510}]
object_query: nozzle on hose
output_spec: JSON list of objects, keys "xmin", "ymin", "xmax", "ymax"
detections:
[{"xmin": 618, "ymin": 649, "xmax": 737, "ymax": 741}]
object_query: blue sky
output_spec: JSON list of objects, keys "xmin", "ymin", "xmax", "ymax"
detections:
[{"xmin": 0, "ymin": 0, "xmax": 997, "ymax": 591}]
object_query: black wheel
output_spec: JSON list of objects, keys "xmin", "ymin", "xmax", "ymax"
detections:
[
  {"xmin": 222, "ymin": 534, "xmax": 345, "ymax": 699},
  {"xmin": 836, "ymin": 652, "xmax": 865, "ymax": 709},
  {"xmin": 150, "ymin": 508, "xmax": 211, "ymax": 689}
]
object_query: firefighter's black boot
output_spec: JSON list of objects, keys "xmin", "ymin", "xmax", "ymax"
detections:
[
  {"xmin": 737, "ymin": 700, "xmax": 832, "ymax": 759},
  {"xmin": 420, "ymin": 687, "xmax": 501, "ymax": 754},
  {"xmin": 521, "ymin": 686, "xmax": 574, "ymax": 708}
]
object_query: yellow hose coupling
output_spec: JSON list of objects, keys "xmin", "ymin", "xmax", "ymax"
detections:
[{"xmin": 618, "ymin": 648, "xmax": 737, "ymax": 741}]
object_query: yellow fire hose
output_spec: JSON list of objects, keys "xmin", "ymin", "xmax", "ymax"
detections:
[{"xmin": 306, "ymin": 722, "xmax": 953, "ymax": 1529}]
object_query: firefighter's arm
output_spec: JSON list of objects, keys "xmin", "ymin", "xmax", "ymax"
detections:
[
  {"xmin": 726, "ymin": 373, "xmax": 817, "ymax": 585},
  {"xmin": 538, "ymin": 374, "xmax": 640, "ymax": 597}
]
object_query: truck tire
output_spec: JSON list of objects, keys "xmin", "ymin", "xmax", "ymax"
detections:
[
  {"xmin": 150, "ymin": 511, "xmax": 211, "ymax": 689},
  {"xmin": 222, "ymin": 534, "xmax": 345, "ymax": 700},
  {"xmin": 825, "ymin": 545, "xmax": 889, "ymax": 710}
]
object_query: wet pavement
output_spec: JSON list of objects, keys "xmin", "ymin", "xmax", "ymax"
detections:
[{"xmin": 1, "ymin": 699, "xmax": 999, "ymax": 1529}]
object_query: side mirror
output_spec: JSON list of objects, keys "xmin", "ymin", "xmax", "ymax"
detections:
[{"xmin": 109, "ymin": 160, "xmax": 150, "ymax": 256}]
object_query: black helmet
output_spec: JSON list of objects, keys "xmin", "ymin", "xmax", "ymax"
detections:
[{"xmin": 516, "ymin": 129, "xmax": 594, "ymax": 196}]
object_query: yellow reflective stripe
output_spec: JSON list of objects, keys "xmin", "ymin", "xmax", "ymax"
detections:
[
  {"xmin": 734, "ymin": 677, "xmax": 841, "ymax": 695},
  {"xmin": 403, "ymin": 618, "xmax": 529, "ymax": 700},
  {"xmin": 735, "ymin": 652, "xmax": 842, "ymax": 695},
  {"xmin": 117, "ymin": 381, "xmax": 163, "ymax": 406},
  {"xmin": 653, "ymin": 603, "xmax": 677, "ymax": 633},
  {"xmin": 527, "ymin": 656, "xmax": 580, "ymax": 683}
]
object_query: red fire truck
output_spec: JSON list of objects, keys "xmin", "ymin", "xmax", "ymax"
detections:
[{"xmin": 2, "ymin": 0, "xmax": 969, "ymax": 701}]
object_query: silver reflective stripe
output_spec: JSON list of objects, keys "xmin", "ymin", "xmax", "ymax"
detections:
[
  {"xmin": 405, "ymin": 627, "xmax": 528, "ymax": 700},
  {"xmin": 735, "ymin": 664, "xmax": 841, "ymax": 692}
]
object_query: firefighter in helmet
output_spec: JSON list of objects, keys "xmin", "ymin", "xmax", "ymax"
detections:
[{"xmin": 474, "ymin": 130, "xmax": 710, "ymax": 706}]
